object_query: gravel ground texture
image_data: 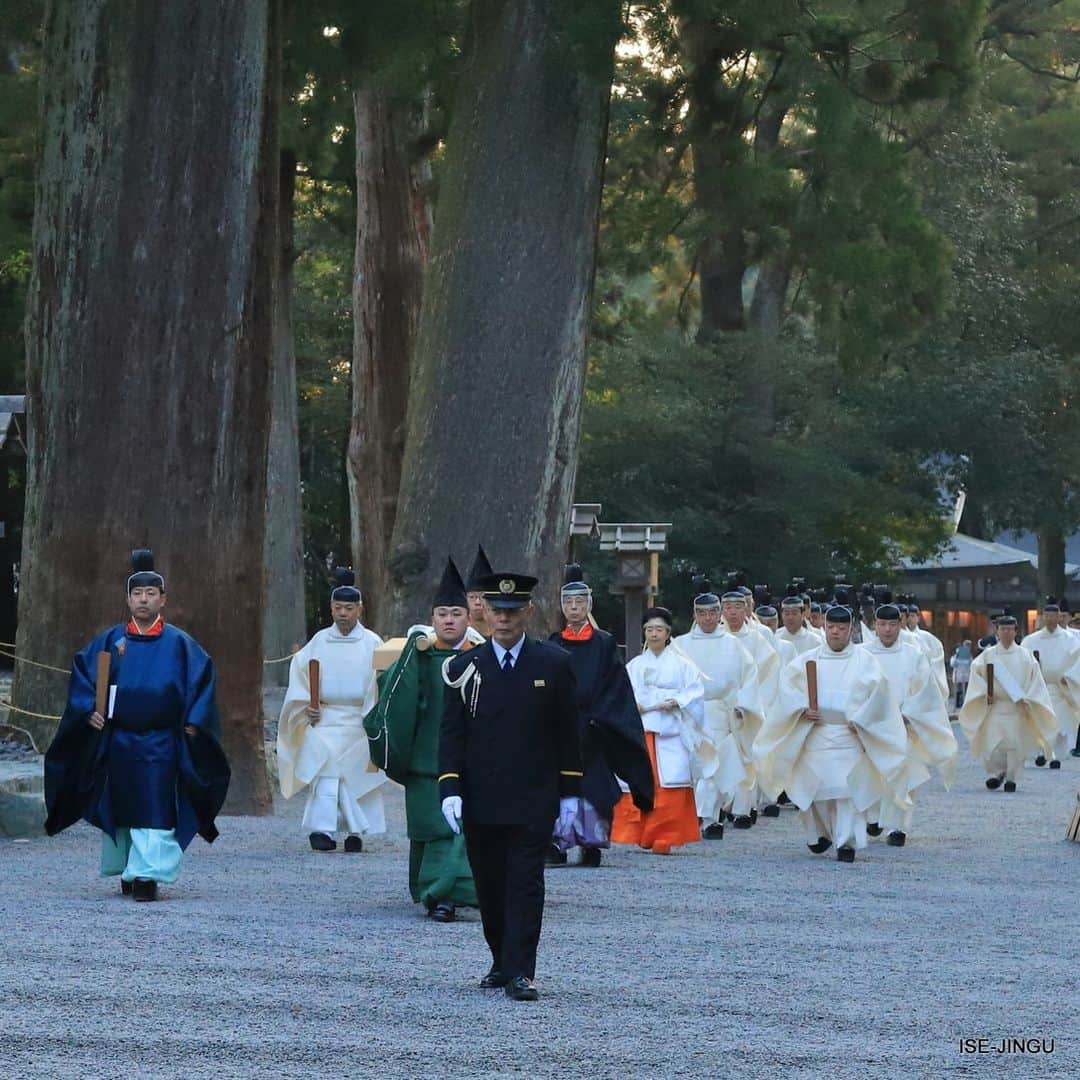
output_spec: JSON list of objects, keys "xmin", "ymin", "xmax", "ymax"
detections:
[{"xmin": 1, "ymin": 726, "xmax": 1077, "ymax": 1080}]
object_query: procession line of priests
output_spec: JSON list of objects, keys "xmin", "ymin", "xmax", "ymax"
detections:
[
  {"xmin": 277, "ymin": 570, "xmax": 387, "ymax": 848},
  {"xmin": 1020, "ymin": 598, "xmax": 1080, "ymax": 764},
  {"xmin": 958, "ymin": 615, "xmax": 1057, "ymax": 790},
  {"xmin": 860, "ymin": 604, "xmax": 957, "ymax": 843},
  {"xmin": 753, "ymin": 605, "xmax": 911, "ymax": 862},
  {"xmin": 673, "ymin": 586, "xmax": 764, "ymax": 827}
]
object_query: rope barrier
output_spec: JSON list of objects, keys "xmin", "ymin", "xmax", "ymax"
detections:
[
  {"xmin": 0, "ymin": 642, "xmax": 298, "ymax": 671},
  {"xmin": 0, "ymin": 698, "xmax": 62, "ymax": 721},
  {"xmin": 0, "ymin": 647, "xmax": 70, "ymax": 674}
]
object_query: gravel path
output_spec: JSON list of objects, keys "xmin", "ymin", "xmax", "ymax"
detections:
[{"xmin": 1, "ymin": 730, "xmax": 1077, "ymax": 1079}]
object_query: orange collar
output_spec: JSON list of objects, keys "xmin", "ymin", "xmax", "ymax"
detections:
[
  {"xmin": 561, "ymin": 622, "xmax": 594, "ymax": 642},
  {"xmin": 126, "ymin": 615, "xmax": 165, "ymax": 637}
]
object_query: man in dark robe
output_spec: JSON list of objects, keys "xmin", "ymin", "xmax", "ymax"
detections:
[
  {"xmin": 44, "ymin": 549, "xmax": 229, "ymax": 901},
  {"xmin": 547, "ymin": 564, "xmax": 653, "ymax": 866}
]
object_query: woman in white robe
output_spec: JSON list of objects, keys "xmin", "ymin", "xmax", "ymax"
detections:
[{"xmin": 611, "ymin": 607, "xmax": 705, "ymax": 855}]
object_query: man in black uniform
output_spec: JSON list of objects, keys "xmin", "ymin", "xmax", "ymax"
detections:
[{"xmin": 438, "ymin": 570, "xmax": 582, "ymax": 1001}]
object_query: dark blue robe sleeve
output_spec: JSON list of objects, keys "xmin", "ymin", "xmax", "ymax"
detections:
[
  {"xmin": 44, "ymin": 628, "xmax": 121, "ymax": 837},
  {"xmin": 174, "ymin": 634, "xmax": 230, "ymax": 846}
]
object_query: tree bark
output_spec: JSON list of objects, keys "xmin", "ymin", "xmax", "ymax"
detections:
[
  {"xmin": 383, "ymin": 0, "xmax": 619, "ymax": 632},
  {"xmin": 347, "ymin": 88, "xmax": 430, "ymax": 632},
  {"xmin": 675, "ymin": 10, "xmax": 749, "ymax": 341},
  {"xmin": 15, "ymin": 0, "xmax": 279, "ymax": 814},
  {"xmin": 1037, "ymin": 525, "xmax": 1067, "ymax": 604},
  {"xmin": 744, "ymin": 102, "xmax": 792, "ymax": 432},
  {"xmin": 263, "ymin": 149, "xmax": 305, "ymax": 684}
]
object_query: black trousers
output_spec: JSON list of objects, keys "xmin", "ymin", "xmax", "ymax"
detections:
[{"xmin": 464, "ymin": 821, "xmax": 549, "ymax": 981}]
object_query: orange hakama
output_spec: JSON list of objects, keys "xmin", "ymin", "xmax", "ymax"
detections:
[{"xmin": 611, "ymin": 732, "xmax": 700, "ymax": 854}]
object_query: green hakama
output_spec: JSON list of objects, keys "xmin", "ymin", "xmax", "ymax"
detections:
[{"xmin": 367, "ymin": 633, "xmax": 478, "ymax": 908}]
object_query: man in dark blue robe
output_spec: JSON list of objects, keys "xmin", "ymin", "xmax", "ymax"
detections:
[{"xmin": 45, "ymin": 549, "xmax": 229, "ymax": 901}]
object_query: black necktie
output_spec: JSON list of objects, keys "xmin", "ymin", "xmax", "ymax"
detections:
[{"xmin": 502, "ymin": 652, "xmax": 514, "ymax": 671}]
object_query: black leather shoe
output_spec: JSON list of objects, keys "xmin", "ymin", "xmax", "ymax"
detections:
[
  {"xmin": 479, "ymin": 966, "xmax": 508, "ymax": 989},
  {"xmin": 733, "ymin": 815, "xmax": 754, "ymax": 829},
  {"xmin": 1035, "ymin": 754, "xmax": 1047, "ymax": 767},
  {"xmin": 807, "ymin": 837, "xmax": 831, "ymax": 854},
  {"xmin": 343, "ymin": 835, "xmax": 363, "ymax": 853},
  {"xmin": 1049, "ymin": 759, "xmax": 1062, "ymax": 770},
  {"xmin": 702, "ymin": 822, "xmax": 725, "ymax": 840},
  {"xmin": 544, "ymin": 844, "xmax": 568, "ymax": 866},
  {"xmin": 761, "ymin": 804, "xmax": 781, "ymax": 818},
  {"xmin": 1003, "ymin": 780, "xmax": 1017, "ymax": 792},
  {"xmin": 309, "ymin": 832, "xmax": 336, "ymax": 851},
  {"xmin": 579, "ymin": 847, "xmax": 602, "ymax": 867},
  {"xmin": 866, "ymin": 822, "xmax": 883, "ymax": 837},
  {"xmin": 1071, "ymin": 748, "xmax": 1080, "ymax": 758},
  {"xmin": 429, "ymin": 902, "xmax": 456, "ymax": 922},
  {"xmin": 132, "ymin": 878, "xmax": 157, "ymax": 902},
  {"xmin": 886, "ymin": 831, "xmax": 906, "ymax": 847},
  {"xmin": 505, "ymin": 976, "xmax": 538, "ymax": 1001},
  {"xmin": 836, "ymin": 846, "xmax": 855, "ymax": 863},
  {"xmin": 749, "ymin": 809, "xmax": 759, "ymax": 824},
  {"xmin": 985, "ymin": 775, "xmax": 1003, "ymax": 790},
  {"xmin": 120, "ymin": 879, "xmax": 133, "ymax": 896}
]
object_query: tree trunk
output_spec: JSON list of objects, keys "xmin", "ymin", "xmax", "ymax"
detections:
[
  {"xmin": 15, "ymin": 0, "xmax": 279, "ymax": 814},
  {"xmin": 744, "ymin": 102, "xmax": 792, "ymax": 432},
  {"xmin": 675, "ymin": 10, "xmax": 748, "ymax": 341},
  {"xmin": 347, "ymin": 88, "xmax": 430, "ymax": 633},
  {"xmin": 383, "ymin": 0, "xmax": 619, "ymax": 632},
  {"xmin": 1037, "ymin": 525, "xmax": 1067, "ymax": 604},
  {"xmin": 263, "ymin": 149, "xmax": 305, "ymax": 684}
]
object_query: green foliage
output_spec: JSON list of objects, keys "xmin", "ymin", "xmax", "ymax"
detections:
[{"xmin": 576, "ymin": 321, "xmax": 951, "ymax": 624}]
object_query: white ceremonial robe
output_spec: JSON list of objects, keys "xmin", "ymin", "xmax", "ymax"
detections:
[
  {"xmin": 1021, "ymin": 626, "xmax": 1080, "ymax": 756},
  {"xmin": 753, "ymin": 643, "xmax": 908, "ymax": 850},
  {"xmin": 958, "ymin": 643, "xmax": 1058, "ymax": 782},
  {"xmin": 773, "ymin": 636, "xmax": 797, "ymax": 667},
  {"xmin": 277, "ymin": 623, "xmax": 388, "ymax": 835},
  {"xmin": 724, "ymin": 620, "xmax": 781, "ymax": 720},
  {"xmin": 908, "ymin": 626, "xmax": 949, "ymax": 703},
  {"xmin": 776, "ymin": 624, "xmax": 821, "ymax": 657},
  {"xmin": 626, "ymin": 647, "xmax": 706, "ymax": 789},
  {"xmin": 673, "ymin": 626, "xmax": 763, "ymax": 820},
  {"xmin": 861, "ymin": 636, "xmax": 957, "ymax": 835}
]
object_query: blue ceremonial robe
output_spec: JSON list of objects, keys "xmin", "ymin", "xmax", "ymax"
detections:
[{"xmin": 45, "ymin": 623, "xmax": 230, "ymax": 849}]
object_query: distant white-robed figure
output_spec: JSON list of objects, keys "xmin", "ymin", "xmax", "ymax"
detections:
[
  {"xmin": 958, "ymin": 616, "xmax": 1057, "ymax": 792},
  {"xmin": 277, "ymin": 571, "xmax": 387, "ymax": 850}
]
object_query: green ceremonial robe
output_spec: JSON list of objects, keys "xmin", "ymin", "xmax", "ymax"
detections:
[{"xmin": 366, "ymin": 632, "xmax": 478, "ymax": 908}]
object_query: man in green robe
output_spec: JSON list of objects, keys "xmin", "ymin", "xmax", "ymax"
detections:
[{"xmin": 366, "ymin": 557, "xmax": 480, "ymax": 921}]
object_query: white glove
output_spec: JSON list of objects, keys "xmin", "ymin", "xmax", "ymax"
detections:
[
  {"xmin": 557, "ymin": 796, "xmax": 579, "ymax": 836},
  {"xmin": 441, "ymin": 796, "xmax": 462, "ymax": 834}
]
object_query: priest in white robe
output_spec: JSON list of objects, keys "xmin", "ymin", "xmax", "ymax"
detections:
[
  {"xmin": 903, "ymin": 603, "xmax": 950, "ymax": 704},
  {"xmin": 776, "ymin": 592, "xmax": 823, "ymax": 655},
  {"xmin": 1020, "ymin": 598, "xmax": 1080, "ymax": 766},
  {"xmin": 958, "ymin": 614, "xmax": 1057, "ymax": 792},
  {"xmin": 861, "ymin": 602, "xmax": 957, "ymax": 846},
  {"xmin": 277, "ymin": 570, "xmax": 387, "ymax": 851},
  {"xmin": 754, "ymin": 604, "xmax": 908, "ymax": 863},
  {"xmin": 673, "ymin": 584, "xmax": 763, "ymax": 836}
]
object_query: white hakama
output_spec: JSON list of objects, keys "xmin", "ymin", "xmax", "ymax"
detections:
[{"xmin": 277, "ymin": 623, "xmax": 388, "ymax": 837}]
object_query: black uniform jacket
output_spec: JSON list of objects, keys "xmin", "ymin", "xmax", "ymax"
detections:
[{"xmin": 438, "ymin": 637, "xmax": 582, "ymax": 826}]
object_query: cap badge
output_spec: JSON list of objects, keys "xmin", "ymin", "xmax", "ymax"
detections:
[{"xmin": 499, "ymin": 578, "xmax": 516, "ymax": 594}]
